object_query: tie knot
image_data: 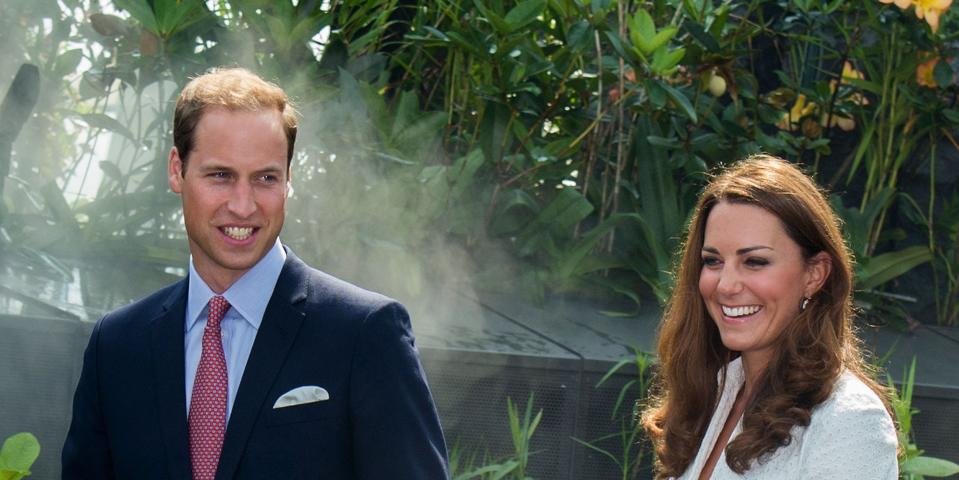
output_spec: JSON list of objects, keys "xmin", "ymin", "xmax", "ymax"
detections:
[{"xmin": 206, "ymin": 295, "xmax": 231, "ymax": 328}]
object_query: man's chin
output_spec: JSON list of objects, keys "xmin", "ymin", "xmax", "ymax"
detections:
[{"xmin": 196, "ymin": 251, "xmax": 267, "ymax": 277}]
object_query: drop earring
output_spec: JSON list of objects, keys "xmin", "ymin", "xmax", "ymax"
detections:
[{"xmin": 800, "ymin": 297, "xmax": 810, "ymax": 312}]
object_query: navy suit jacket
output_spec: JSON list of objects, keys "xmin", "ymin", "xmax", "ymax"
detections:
[{"xmin": 62, "ymin": 250, "xmax": 448, "ymax": 479}]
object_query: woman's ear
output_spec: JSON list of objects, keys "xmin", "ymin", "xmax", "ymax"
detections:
[{"xmin": 804, "ymin": 251, "xmax": 833, "ymax": 297}]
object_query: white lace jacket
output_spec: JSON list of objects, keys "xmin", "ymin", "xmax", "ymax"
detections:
[{"xmin": 674, "ymin": 357, "xmax": 898, "ymax": 479}]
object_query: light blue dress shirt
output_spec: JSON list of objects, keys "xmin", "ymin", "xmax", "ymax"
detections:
[{"xmin": 184, "ymin": 238, "xmax": 287, "ymax": 419}]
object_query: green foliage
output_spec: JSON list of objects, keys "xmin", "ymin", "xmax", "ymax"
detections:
[
  {"xmin": 2, "ymin": 0, "xmax": 957, "ymax": 320},
  {"xmin": 0, "ymin": 433, "xmax": 40, "ymax": 480},
  {"xmin": 572, "ymin": 347, "xmax": 654, "ymax": 480},
  {"xmin": 889, "ymin": 358, "xmax": 959, "ymax": 479},
  {"xmin": 451, "ymin": 395, "xmax": 543, "ymax": 480}
]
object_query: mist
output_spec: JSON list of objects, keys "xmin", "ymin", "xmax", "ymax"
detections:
[{"xmin": 0, "ymin": 3, "xmax": 544, "ymax": 480}]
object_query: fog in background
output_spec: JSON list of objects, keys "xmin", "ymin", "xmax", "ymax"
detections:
[
  {"xmin": 0, "ymin": 0, "xmax": 505, "ymax": 315},
  {"xmin": 0, "ymin": 2, "xmax": 581, "ymax": 478}
]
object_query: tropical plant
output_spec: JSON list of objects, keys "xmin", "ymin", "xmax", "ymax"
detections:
[
  {"xmin": 450, "ymin": 394, "xmax": 544, "ymax": 480},
  {"xmin": 572, "ymin": 347, "xmax": 654, "ymax": 480},
  {"xmin": 0, "ymin": 432, "xmax": 40, "ymax": 480},
  {"xmin": 2, "ymin": 0, "xmax": 957, "ymax": 318},
  {"xmin": 890, "ymin": 358, "xmax": 959, "ymax": 479}
]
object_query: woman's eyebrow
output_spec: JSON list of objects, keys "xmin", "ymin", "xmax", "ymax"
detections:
[{"xmin": 701, "ymin": 245, "xmax": 773, "ymax": 255}]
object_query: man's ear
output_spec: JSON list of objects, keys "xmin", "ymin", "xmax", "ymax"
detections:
[
  {"xmin": 168, "ymin": 147, "xmax": 184, "ymax": 193},
  {"xmin": 804, "ymin": 251, "xmax": 833, "ymax": 297}
]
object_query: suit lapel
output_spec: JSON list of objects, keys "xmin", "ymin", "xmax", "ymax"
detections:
[
  {"xmin": 216, "ymin": 252, "xmax": 309, "ymax": 480},
  {"xmin": 149, "ymin": 279, "xmax": 192, "ymax": 479}
]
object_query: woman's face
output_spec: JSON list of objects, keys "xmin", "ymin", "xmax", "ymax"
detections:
[{"xmin": 698, "ymin": 201, "xmax": 827, "ymax": 368}]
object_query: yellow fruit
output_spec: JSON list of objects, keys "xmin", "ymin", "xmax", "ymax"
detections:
[{"xmin": 706, "ymin": 72, "xmax": 726, "ymax": 97}]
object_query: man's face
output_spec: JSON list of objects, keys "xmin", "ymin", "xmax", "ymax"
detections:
[{"xmin": 168, "ymin": 107, "xmax": 289, "ymax": 292}]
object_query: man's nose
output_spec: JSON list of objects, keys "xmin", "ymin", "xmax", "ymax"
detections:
[{"xmin": 226, "ymin": 181, "xmax": 257, "ymax": 218}]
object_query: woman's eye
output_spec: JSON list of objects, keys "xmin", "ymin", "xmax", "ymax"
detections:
[
  {"xmin": 702, "ymin": 257, "xmax": 721, "ymax": 267},
  {"xmin": 746, "ymin": 257, "xmax": 770, "ymax": 267}
]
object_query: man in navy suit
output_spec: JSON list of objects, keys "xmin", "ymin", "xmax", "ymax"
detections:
[{"xmin": 62, "ymin": 67, "xmax": 449, "ymax": 479}]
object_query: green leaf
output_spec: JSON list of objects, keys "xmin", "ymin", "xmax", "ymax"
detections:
[
  {"xmin": 566, "ymin": 19, "xmax": 591, "ymax": 52},
  {"xmin": 651, "ymin": 46, "xmax": 685, "ymax": 75},
  {"xmin": 444, "ymin": 31, "xmax": 484, "ymax": 56},
  {"xmin": 845, "ymin": 77, "xmax": 882, "ymax": 95},
  {"xmin": 392, "ymin": 110, "xmax": 447, "ymax": 155},
  {"xmin": 472, "ymin": 0, "xmax": 510, "ymax": 34},
  {"xmin": 901, "ymin": 456, "xmax": 959, "ymax": 477},
  {"xmin": 648, "ymin": 26, "xmax": 678, "ymax": 54},
  {"xmin": 152, "ymin": 0, "xmax": 205, "ymax": 37},
  {"xmin": 659, "ymin": 83, "xmax": 697, "ymax": 122},
  {"xmin": 54, "ymin": 49, "xmax": 84, "ymax": 78},
  {"xmin": 590, "ymin": 0, "xmax": 612, "ymax": 15},
  {"xmin": 835, "ymin": 188, "xmax": 894, "ymax": 257},
  {"xmin": 933, "ymin": 60, "xmax": 954, "ymax": 88},
  {"xmin": 0, "ymin": 433, "xmax": 40, "ymax": 473},
  {"xmin": 555, "ymin": 213, "xmax": 633, "ymax": 280},
  {"xmin": 453, "ymin": 460, "xmax": 520, "ymax": 480},
  {"xmin": 631, "ymin": 9, "xmax": 655, "ymax": 43},
  {"xmin": 683, "ymin": 20, "xmax": 719, "ymax": 52},
  {"xmin": 489, "ymin": 188, "xmax": 538, "ymax": 235},
  {"xmin": 529, "ymin": 188, "xmax": 594, "ymax": 235},
  {"xmin": 391, "ymin": 90, "xmax": 420, "ymax": 138},
  {"xmin": 113, "ymin": 0, "xmax": 159, "ymax": 35},
  {"xmin": 604, "ymin": 31, "xmax": 630, "ymax": 61},
  {"xmin": 504, "ymin": 0, "xmax": 545, "ymax": 32},
  {"xmin": 422, "ymin": 26, "xmax": 449, "ymax": 42},
  {"xmin": 447, "ymin": 149, "xmax": 485, "ymax": 201},
  {"xmin": 516, "ymin": 188, "xmax": 594, "ymax": 256},
  {"xmin": 646, "ymin": 135, "xmax": 682, "ymax": 149},
  {"xmin": 647, "ymin": 79, "xmax": 667, "ymax": 109},
  {"xmin": 629, "ymin": 9, "xmax": 656, "ymax": 55},
  {"xmin": 99, "ymin": 161, "xmax": 124, "ymax": 182},
  {"xmin": 75, "ymin": 113, "xmax": 138, "ymax": 145},
  {"xmin": 571, "ymin": 436, "xmax": 622, "ymax": 467},
  {"xmin": 859, "ymin": 246, "xmax": 933, "ymax": 290},
  {"xmin": 89, "ymin": 13, "xmax": 128, "ymax": 38}
]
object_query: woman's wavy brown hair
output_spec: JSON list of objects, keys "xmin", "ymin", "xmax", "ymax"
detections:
[{"xmin": 640, "ymin": 154, "xmax": 892, "ymax": 477}]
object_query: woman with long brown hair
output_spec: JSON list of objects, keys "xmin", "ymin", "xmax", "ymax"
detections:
[{"xmin": 641, "ymin": 155, "xmax": 898, "ymax": 479}]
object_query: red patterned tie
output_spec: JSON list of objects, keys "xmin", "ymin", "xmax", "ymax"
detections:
[{"xmin": 189, "ymin": 295, "xmax": 230, "ymax": 480}]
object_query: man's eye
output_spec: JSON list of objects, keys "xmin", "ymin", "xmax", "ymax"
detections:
[
  {"xmin": 210, "ymin": 171, "xmax": 230, "ymax": 179},
  {"xmin": 255, "ymin": 174, "xmax": 281, "ymax": 184}
]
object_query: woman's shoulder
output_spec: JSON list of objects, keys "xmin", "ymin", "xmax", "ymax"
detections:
[
  {"xmin": 814, "ymin": 370, "xmax": 891, "ymax": 419},
  {"xmin": 808, "ymin": 370, "xmax": 895, "ymax": 437},
  {"xmin": 795, "ymin": 371, "xmax": 899, "ymax": 478},
  {"xmin": 803, "ymin": 372, "xmax": 898, "ymax": 464}
]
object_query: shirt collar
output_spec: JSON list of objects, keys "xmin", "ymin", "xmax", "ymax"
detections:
[{"xmin": 185, "ymin": 238, "xmax": 288, "ymax": 332}]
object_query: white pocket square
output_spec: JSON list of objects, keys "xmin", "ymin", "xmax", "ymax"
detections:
[{"xmin": 272, "ymin": 386, "xmax": 330, "ymax": 409}]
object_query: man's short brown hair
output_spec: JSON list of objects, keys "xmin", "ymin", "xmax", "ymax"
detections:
[{"xmin": 173, "ymin": 67, "xmax": 298, "ymax": 170}]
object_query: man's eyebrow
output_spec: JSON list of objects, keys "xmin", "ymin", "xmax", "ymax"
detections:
[
  {"xmin": 701, "ymin": 246, "xmax": 773, "ymax": 255},
  {"xmin": 197, "ymin": 163, "xmax": 235, "ymax": 172}
]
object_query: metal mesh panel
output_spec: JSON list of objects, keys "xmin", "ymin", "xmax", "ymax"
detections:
[
  {"xmin": 0, "ymin": 314, "xmax": 87, "ymax": 480},
  {"xmin": 912, "ymin": 396, "xmax": 959, "ymax": 466},
  {"xmin": 573, "ymin": 370, "xmax": 654, "ymax": 480},
  {"xmin": 421, "ymin": 352, "xmax": 580, "ymax": 479}
]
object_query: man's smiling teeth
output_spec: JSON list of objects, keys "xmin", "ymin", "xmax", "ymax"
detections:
[
  {"xmin": 223, "ymin": 226, "xmax": 253, "ymax": 240},
  {"xmin": 722, "ymin": 305, "xmax": 762, "ymax": 317}
]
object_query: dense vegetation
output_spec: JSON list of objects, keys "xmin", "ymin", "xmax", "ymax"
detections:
[
  {"xmin": 2, "ymin": 0, "xmax": 958, "ymax": 325},
  {"xmin": 3, "ymin": 1, "xmax": 959, "ymax": 478}
]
